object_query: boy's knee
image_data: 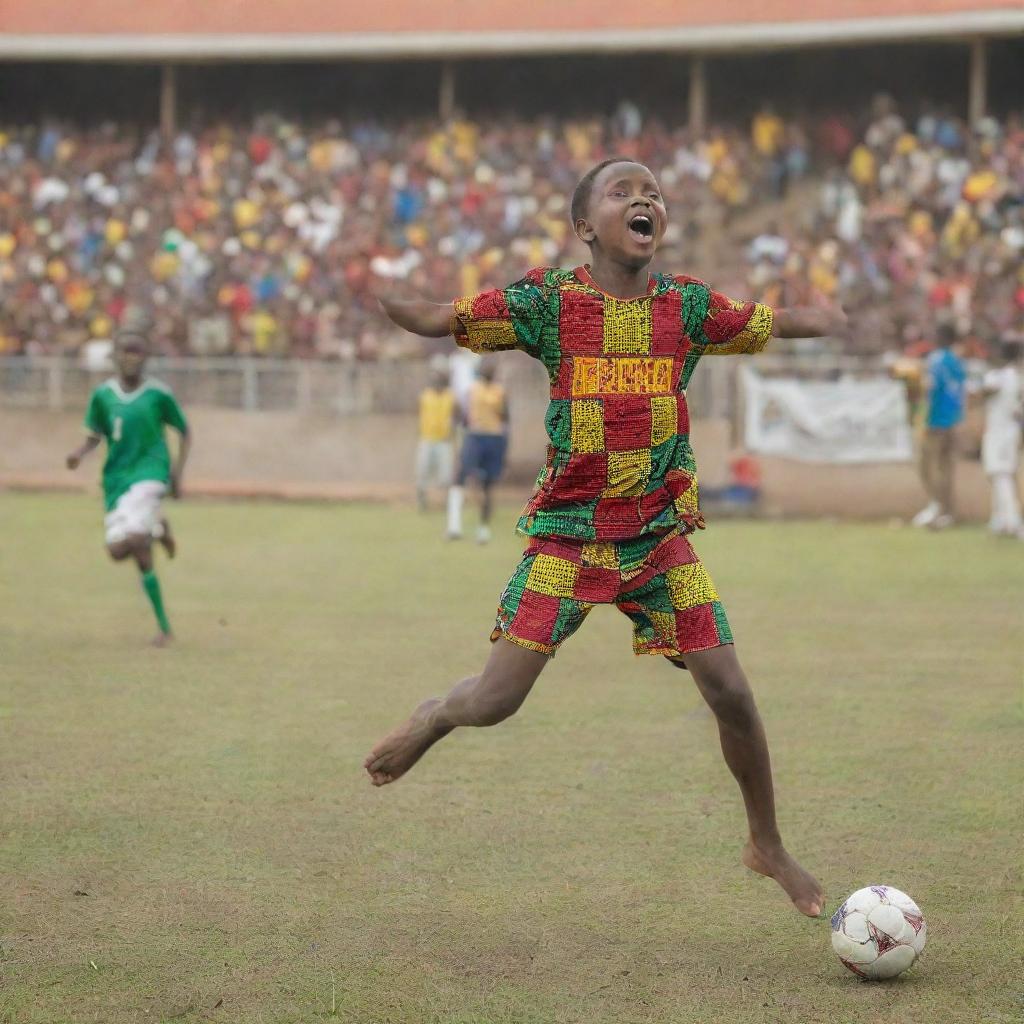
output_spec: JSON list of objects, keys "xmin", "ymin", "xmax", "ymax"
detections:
[
  {"xmin": 129, "ymin": 534, "xmax": 152, "ymax": 554},
  {"xmin": 472, "ymin": 670, "xmax": 531, "ymax": 726},
  {"xmin": 477, "ymin": 688, "xmax": 525, "ymax": 725},
  {"xmin": 698, "ymin": 669, "xmax": 758, "ymax": 728}
]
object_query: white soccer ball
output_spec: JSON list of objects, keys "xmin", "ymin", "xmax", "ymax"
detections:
[{"xmin": 830, "ymin": 885, "xmax": 927, "ymax": 980}]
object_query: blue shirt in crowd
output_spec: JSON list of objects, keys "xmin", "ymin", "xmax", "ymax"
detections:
[{"xmin": 925, "ymin": 348, "xmax": 966, "ymax": 429}]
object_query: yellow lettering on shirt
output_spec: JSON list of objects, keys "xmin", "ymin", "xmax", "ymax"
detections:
[{"xmin": 571, "ymin": 357, "xmax": 673, "ymax": 396}]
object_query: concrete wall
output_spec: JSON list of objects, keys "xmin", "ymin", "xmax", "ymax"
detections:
[{"xmin": 1, "ymin": 407, "xmax": 995, "ymax": 521}]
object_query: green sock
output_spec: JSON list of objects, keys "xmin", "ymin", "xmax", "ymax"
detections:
[{"xmin": 141, "ymin": 570, "xmax": 171, "ymax": 635}]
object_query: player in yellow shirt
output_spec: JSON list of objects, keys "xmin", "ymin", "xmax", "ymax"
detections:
[
  {"xmin": 416, "ymin": 359, "xmax": 456, "ymax": 512},
  {"xmin": 448, "ymin": 360, "xmax": 509, "ymax": 543}
]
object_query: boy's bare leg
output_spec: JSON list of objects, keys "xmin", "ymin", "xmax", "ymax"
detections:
[
  {"xmin": 364, "ymin": 638, "xmax": 548, "ymax": 786},
  {"xmin": 676, "ymin": 645, "xmax": 824, "ymax": 918},
  {"xmin": 156, "ymin": 518, "xmax": 176, "ymax": 559}
]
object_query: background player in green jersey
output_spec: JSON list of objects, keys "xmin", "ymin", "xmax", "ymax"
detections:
[{"xmin": 66, "ymin": 326, "xmax": 191, "ymax": 646}]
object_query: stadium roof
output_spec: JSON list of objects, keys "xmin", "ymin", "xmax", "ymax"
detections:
[{"xmin": 0, "ymin": 0, "xmax": 1022, "ymax": 59}]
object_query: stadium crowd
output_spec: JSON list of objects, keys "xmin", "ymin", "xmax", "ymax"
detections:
[
  {"xmin": 744, "ymin": 96, "xmax": 1024, "ymax": 355},
  {"xmin": 0, "ymin": 97, "xmax": 1020, "ymax": 359}
]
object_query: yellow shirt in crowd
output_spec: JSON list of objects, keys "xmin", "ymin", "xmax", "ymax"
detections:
[
  {"xmin": 419, "ymin": 387, "xmax": 455, "ymax": 442},
  {"xmin": 752, "ymin": 112, "xmax": 784, "ymax": 157},
  {"xmin": 848, "ymin": 144, "xmax": 876, "ymax": 188},
  {"xmin": 249, "ymin": 310, "xmax": 281, "ymax": 355},
  {"xmin": 962, "ymin": 169, "xmax": 999, "ymax": 203},
  {"xmin": 468, "ymin": 381, "xmax": 506, "ymax": 435}
]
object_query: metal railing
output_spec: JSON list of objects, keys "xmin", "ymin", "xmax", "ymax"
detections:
[
  {"xmin": 0, "ymin": 355, "xmax": 449, "ymax": 416},
  {"xmin": 0, "ymin": 349, "xmax": 881, "ymax": 419}
]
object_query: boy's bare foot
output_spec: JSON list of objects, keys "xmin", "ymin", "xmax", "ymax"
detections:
[
  {"xmin": 742, "ymin": 839, "xmax": 824, "ymax": 918},
  {"xmin": 364, "ymin": 699, "xmax": 447, "ymax": 786},
  {"xmin": 157, "ymin": 519, "xmax": 176, "ymax": 559},
  {"xmin": 151, "ymin": 632, "xmax": 174, "ymax": 648}
]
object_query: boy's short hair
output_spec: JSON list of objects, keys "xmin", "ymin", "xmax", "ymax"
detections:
[
  {"xmin": 114, "ymin": 326, "xmax": 149, "ymax": 350},
  {"xmin": 570, "ymin": 156, "xmax": 635, "ymax": 227},
  {"xmin": 935, "ymin": 323, "xmax": 957, "ymax": 348}
]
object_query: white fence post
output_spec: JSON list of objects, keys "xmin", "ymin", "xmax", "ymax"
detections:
[
  {"xmin": 242, "ymin": 360, "xmax": 258, "ymax": 412},
  {"xmin": 296, "ymin": 362, "xmax": 312, "ymax": 413},
  {"xmin": 48, "ymin": 358, "xmax": 63, "ymax": 411}
]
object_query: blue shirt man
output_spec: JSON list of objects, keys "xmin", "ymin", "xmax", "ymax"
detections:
[
  {"xmin": 925, "ymin": 345, "xmax": 966, "ymax": 429},
  {"xmin": 914, "ymin": 325, "xmax": 966, "ymax": 528}
]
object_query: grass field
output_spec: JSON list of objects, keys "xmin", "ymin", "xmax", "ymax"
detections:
[{"xmin": 1, "ymin": 492, "xmax": 1021, "ymax": 1024}]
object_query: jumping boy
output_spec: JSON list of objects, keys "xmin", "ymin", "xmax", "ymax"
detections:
[
  {"xmin": 366, "ymin": 158, "xmax": 847, "ymax": 918},
  {"xmin": 66, "ymin": 326, "xmax": 190, "ymax": 646}
]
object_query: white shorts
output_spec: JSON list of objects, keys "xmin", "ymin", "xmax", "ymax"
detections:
[
  {"xmin": 104, "ymin": 480, "xmax": 167, "ymax": 545},
  {"xmin": 982, "ymin": 427, "xmax": 1022, "ymax": 476},
  {"xmin": 415, "ymin": 440, "xmax": 454, "ymax": 490}
]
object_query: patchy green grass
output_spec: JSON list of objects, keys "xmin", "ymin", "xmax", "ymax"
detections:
[{"xmin": 1, "ymin": 493, "xmax": 1021, "ymax": 1024}]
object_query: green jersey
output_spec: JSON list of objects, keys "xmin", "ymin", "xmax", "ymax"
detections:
[{"xmin": 84, "ymin": 377, "xmax": 188, "ymax": 510}]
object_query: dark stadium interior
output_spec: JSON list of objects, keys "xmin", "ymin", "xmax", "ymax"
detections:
[{"xmin": 1, "ymin": 40, "xmax": 1021, "ymax": 124}]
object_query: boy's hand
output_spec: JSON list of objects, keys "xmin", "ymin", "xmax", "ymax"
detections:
[
  {"xmin": 66, "ymin": 434, "xmax": 100, "ymax": 470},
  {"xmin": 169, "ymin": 473, "xmax": 182, "ymax": 499}
]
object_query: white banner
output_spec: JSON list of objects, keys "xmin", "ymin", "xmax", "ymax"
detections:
[{"xmin": 741, "ymin": 367, "xmax": 914, "ymax": 463}]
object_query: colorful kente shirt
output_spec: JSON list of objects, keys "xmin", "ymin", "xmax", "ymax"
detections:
[{"xmin": 452, "ymin": 265, "xmax": 774, "ymax": 541}]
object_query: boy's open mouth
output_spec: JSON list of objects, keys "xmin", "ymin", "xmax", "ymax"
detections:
[{"xmin": 627, "ymin": 212, "xmax": 655, "ymax": 243}]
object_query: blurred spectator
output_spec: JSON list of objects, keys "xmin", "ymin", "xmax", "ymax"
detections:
[
  {"xmin": 703, "ymin": 450, "xmax": 763, "ymax": 510},
  {"xmin": 0, "ymin": 99, "xmax": 1018, "ymax": 364},
  {"xmin": 189, "ymin": 301, "xmax": 232, "ymax": 356},
  {"xmin": 913, "ymin": 324, "xmax": 966, "ymax": 529},
  {"xmin": 744, "ymin": 98, "xmax": 1024, "ymax": 360},
  {"xmin": 0, "ymin": 110, "xmax": 800, "ymax": 359},
  {"xmin": 415, "ymin": 355, "xmax": 457, "ymax": 513},
  {"xmin": 978, "ymin": 339, "xmax": 1023, "ymax": 537}
]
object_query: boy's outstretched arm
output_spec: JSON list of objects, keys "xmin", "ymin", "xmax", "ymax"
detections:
[
  {"xmin": 379, "ymin": 297, "xmax": 455, "ymax": 338},
  {"xmin": 772, "ymin": 305, "xmax": 848, "ymax": 339},
  {"xmin": 170, "ymin": 429, "xmax": 191, "ymax": 498},
  {"xmin": 66, "ymin": 433, "xmax": 101, "ymax": 470}
]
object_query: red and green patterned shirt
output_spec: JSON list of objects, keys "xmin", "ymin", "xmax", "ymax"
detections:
[{"xmin": 452, "ymin": 265, "xmax": 774, "ymax": 541}]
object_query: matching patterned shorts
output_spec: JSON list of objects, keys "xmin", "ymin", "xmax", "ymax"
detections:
[{"xmin": 491, "ymin": 529, "xmax": 733, "ymax": 658}]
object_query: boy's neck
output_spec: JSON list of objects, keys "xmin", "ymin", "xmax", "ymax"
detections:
[{"xmin": 584, "ymin": 257, "xmax": 652, "ymax": 300}]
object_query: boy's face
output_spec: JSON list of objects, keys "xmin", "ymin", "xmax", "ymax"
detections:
[
  {"xmin": 575, "ymin": 162, "xmax": 667, "ymax": 269},
  {"xmin": 115, "ymin": 337, "xmax": 147, "ymax": 377}
]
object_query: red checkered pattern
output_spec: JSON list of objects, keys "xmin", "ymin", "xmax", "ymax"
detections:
[{"xmin": 452, "ymin": 265, "xmax": 773, "ymax": 543}]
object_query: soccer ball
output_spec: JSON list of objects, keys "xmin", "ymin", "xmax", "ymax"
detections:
[{"xmin": 830, "ymin": 885, "xmax": 927, "ymax": 980}]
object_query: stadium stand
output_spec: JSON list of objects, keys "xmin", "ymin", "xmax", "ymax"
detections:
[
  {"xmin": 0, "ymin": 0, "xmax": 1021, "ymax": 359},
  {"xmin": 0, "ymin": 101, "xmax": 1020, "ymax": 359}
]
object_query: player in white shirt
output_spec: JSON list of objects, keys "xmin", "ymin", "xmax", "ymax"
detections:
[{"xmin": 980, "ymin": 341, "xmax": 1023, "ymax": 538}]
